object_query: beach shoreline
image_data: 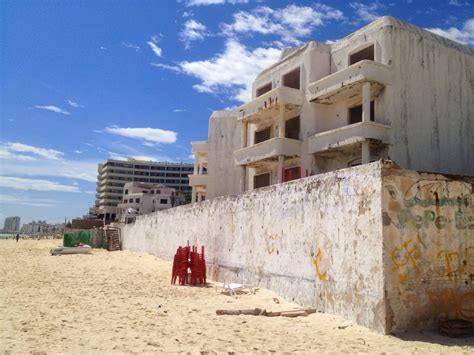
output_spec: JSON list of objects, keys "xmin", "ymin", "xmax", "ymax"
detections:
[{"xmin": 0, "ymin": 239, "xmax": 471, "ymax": 353}]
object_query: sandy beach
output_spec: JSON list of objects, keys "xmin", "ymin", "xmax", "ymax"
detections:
[{"xmin": 0, "ymin": 239, "xmax": 472, "ymax": 354}]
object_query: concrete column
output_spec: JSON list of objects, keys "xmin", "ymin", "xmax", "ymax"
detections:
[
  {"xmin": 240, "ymin": 167, "xmax": 246, "ymax": 193},
  {"xmin": 198, "ymin": 162, "xmax": 203, "ymax": 175},
  {"xmin": 191, "ymin": 187, "xmax": 196, "ymax": 203},
  {"xmin": 193, "ymin": 156, "xmax": 198, "ymax": 174},
  {"xmin": 240, "ymin": 121, "xmax": 248, "ymax": 148},
  {"xmin": 362, "ymin": 141, "xmax": 370, "ymax": 164},
  {"xmin": 277, "ymin": 155, "xmax": 285, "ymax": 183},
  {"xmin": 197, "ymin": 193, "xmax": 202, "ymax": 203},
  {"xmin": 362, "ymin": 82, "xmax": 371, "ymax": 123},
  {"xmin": 278, "ymin": 104, "xmax": 286, "ymax": 138}
]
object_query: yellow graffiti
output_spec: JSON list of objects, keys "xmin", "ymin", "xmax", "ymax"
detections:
[
  {"xmin": 391, "ymin": 240, "xmax": 420, "ymax": 271},
  {"xmin": 427, "ymin": 290, "xmax": 474, "ymax": 321},
  {"xmin": 438, "ymin": 246, "xmax": 474, "ymax": 281},
  {"xmin": 313, "ymin": 248, "xmax": 328, "ymax": 281}
]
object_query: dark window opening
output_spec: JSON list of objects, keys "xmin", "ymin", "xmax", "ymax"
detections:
[
  {"xmin": 160, "ymin": 199, "xmax": 168, "ymax": 204},
  {"xmin": 254, "ymin": 173, "xmax": 271, "ymax": 189},
  {"xmin": 256, "ymin": 83, "xmax": 272, "ymax": 97},
  {"xmin": 285, "ymin": 116, "xmax": 300, "ymax": 140},
  {"xmin": 348, "ymin": 101, "xmax": 375, "ymax": 124},
  {"xmin": 135, "ymin": 198, "xmax": 140, "ymax": 203},
  {"xmin": 284, "ymin": 166, "xmax": 300, "ymax": 182},
  {"xmin": 349, "ymin": 45, "xmax": 374, "ymax": 65},
  {"xmin": 282, "ymin": 67, "xmax": 300, "ymax": 90},
  {"xmin": 124, "ymin": 189, "xmax": 128, "ymax": 195},
  {"xmin": 254, "ymin": 127, "xmax": 271, "ymax": 144}
]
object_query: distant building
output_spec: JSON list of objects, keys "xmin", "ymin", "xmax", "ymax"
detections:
[
  {"xmin": 20, "ymin": 220, "xmax": 60, "ymax": 235},
  {"xmin": 3, "ymin": 216, "xmax": 20, "ymax": 233},
  {"xmin": 189, "ymin": 141, "xmax": 208, "ymax": 203},
  {"xmin": 117, "ymin": 182, "xmax": 183, "ymax": 223},
  {"xmin": 94, "ymin": 158, "xmax": 193, "ymax": 222}
]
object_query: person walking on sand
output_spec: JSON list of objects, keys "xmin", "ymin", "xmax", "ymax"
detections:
[{"xmin": 15, "ymin": 234, "xmax": 20, "ymax": 243}]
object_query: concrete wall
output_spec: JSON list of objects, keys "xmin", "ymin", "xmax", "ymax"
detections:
[
  {"xmin": 123, "ymin": 162, "xmax": 386, "ymax": 332},
  {"xmin": 382, "ymin": 168, "xmax": 474, "ymax": 332},
  {"xmin": 206, "ymin": 110, "xmax": 242, "ymax": 199}
]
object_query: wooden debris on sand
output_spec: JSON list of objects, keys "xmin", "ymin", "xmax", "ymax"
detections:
[{"xmin": 216, "ymin": 308, "xmax": 317, "ymax": 318}]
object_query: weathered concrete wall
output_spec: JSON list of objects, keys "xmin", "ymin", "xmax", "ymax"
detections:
[
  {"xmin": 206, "ymin": 110, "xmax": 242, "ymax": 199},
  {"xmin": 122, "ymin": 162, "xmax": 386, "ymax": 332},
  {"xmin": 382, "ymin": 169, "xmax": 474, "ymax": 332}
]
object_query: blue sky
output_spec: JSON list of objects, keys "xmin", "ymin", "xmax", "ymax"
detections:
[{"xmin": 1, "ymin": 0, "xmax": 473, "ymax": 225}]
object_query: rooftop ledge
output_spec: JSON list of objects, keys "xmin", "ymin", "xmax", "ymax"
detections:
[
  {"xmin": 307, "ymin": 60, "xmax": 391, "ymax": 104},
  {"xmin": 234, "ymin": 137, "xmax": 302, "ymax": 166},
  {"xmin": 308, "ymin": 121, "xmax": 390, "ymax": 154},
  {"xmin": 191, "ymin": 141, "xmax": 209, "ymax": 154},
  {"xmin": 188, "ymin": 174, "xmax": 209, "ymax": 187},
  {"xmin": 237, "ymin": 86, "xmax": 303, "ymax": 124}
]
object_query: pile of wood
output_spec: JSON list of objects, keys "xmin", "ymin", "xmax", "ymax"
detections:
[
  {"xmin": 216, "ymin": 308, "xmax": 316, "ymax": 318},
  {"xmin": 439, "ymin": 319, "xmax": 473, "ymax": 338}
]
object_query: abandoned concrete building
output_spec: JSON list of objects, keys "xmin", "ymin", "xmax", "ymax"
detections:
[{"xmin": 191, "ymin": 16, "xmax": 473, "ymax": 198}]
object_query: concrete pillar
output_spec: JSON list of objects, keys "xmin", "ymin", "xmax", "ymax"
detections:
[
  {"xmin": 193, "ymin": 156, "xmax": 198, "ymax": 174},
  {"xmin": 191, "ymin": 187, "xmax": 196, "ymax": 203},
  {"xmin": 198, "ymin": 162, "xmax": 203, "ymax": 175},
  {"xmin": 278, "ymin": 104, "xmax": 286, "ymax": 138},
  {"xmin": 362, "ymin": 141, "xmax": 370, "ymax": 164},
  {"xmin": 362, "ymin": 82, "xmax": 371, "ymax": 123},
  {"xmin": 277, "ymin": 155, "xmax": 285, "ymax": 183},
  {"xmin": 240, "ymin": 167, "xmax": 246, "ymax": 193},
  {"xmin": 240, "ymin": 121, "xmax": 248, "ymax": 148},
  {"xmin": 197, "ymin": 193, "xmax": 202, "ymax": 203}
]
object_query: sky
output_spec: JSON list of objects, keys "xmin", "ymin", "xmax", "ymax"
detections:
[{"xmin": 1, "ymin": 0, "xmax": 473, "ymax": 225}]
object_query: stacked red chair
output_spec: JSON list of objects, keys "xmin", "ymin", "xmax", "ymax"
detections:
[{"xmin": 171, "ymin": 244, "xmax": 206, "ymax": 286}]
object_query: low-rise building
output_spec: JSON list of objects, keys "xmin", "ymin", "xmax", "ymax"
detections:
[
  {"xmin": 117, "ymin": 182, "xmax": 181, "ymax": 223},
  {"xmin": 189, "ymin": 141, "xmax": 208, "ymax": 203},
  {"xmin": 95, "ymin": 158, "xmax": 193, "ymax": 222},
  {"xmin": 191, "ymin": 16, "xmax": 473, "ymax": 198}
]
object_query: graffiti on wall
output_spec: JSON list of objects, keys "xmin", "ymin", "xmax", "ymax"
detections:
[
  {"xmin": 384, "ymin": 178, "xmax": 474, "ymax": 321},
  {"xmin": 313, "ymin": 248, "xmax": 328, "ymax": 281}
]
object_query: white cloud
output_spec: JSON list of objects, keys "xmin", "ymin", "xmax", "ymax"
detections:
[
  {"xmin": 67, "ymin": 99, "xmax": 83, "ymax": 108},
  {"xmin": 180, "ymin": 20, "xmax": 209, "ymax": 48},
  {"xmin": 93, "ymin": 129, "xmax": 103, "ymax": 134},
  {"xmin": 222, "ymin": 4, "xmax": 344, "ymax": 45},
  {"xmin": 104, "ymin": 126, "xmax": 177, "ymax": 144},
  {"xmin": 147, "ymin": 36, "xmax": 162, "ymax": 57},
  {"xmin": 426, "ymin": 18, "xmax": 474, "ymax": 46},
  {"xmin": 130, "ymin": 156, "xmax": 159, "ymax": 162},
  {"xmin": 173, "ymin": 108, "xmax": 186, "ymax": 112},
  {"xmin": 0, "ymin": 194, "xmax": 57, "ymax": 207},
  {"xmin": 100, "ymin": 46, "xmax": 107, "ymax": 50},
  {"xmin": 73, "ymin": 150, "xmax": 83, "ymax": 154},
  {"xmin": 2, "ymin": 142, "xmax": 63, "ymax": 160},
  {"xmin": 186, "ymin": 0, "xmax": 248, "ymax": 6},
  {"xmin": 122, "ymin": 42, "xmax": 140, "ymax": 51},
  {"xmin": 180, "ymin": 39, "xmax": 281, "ymax": 102},
  {"xmin": 150, "ymin": 63, "xmax": 182, "ymax": 73},
  {"xmin": 33, "ymin": 105, "xmax": 71, "ymax": 115},
  {"xmin": 0, "ymin": 176, "xmax": 80, "ymax": 192},
  {"xmin": 0, "ymin": 148, "xmax": 36, "ymax": 161},
  {"xmin": 349, "ymin": 2, "xmax": 381, "ymax": 23}
]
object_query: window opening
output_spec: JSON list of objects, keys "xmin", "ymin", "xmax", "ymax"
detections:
[
  {"xmin": 254, "ymin": 173, "xmax": 271, "ymax": 189},
  {"xmin": 349, "ymin": 45, "xmax": 374, "ymax": 65},
  {"xmin": 282, "ymin": 67, "xmax": 300, "ymax": 89},
  {"xmin": 254, "ymin": 127, "xmax": 271, "ymax": 144},
  {"xmin": 285, "ymin": 116, "xmax": 300, "ymax": 140},
  {"xmin": 256, "ymin": 83, "xmax": 272, "ymax": 97},
  {"xmin": 348, "ymin": 101, "xmax": 374, "ymax": 124}
]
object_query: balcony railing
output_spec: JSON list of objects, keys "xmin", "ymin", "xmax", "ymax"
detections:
[
  {"xmin": 234, "ymin": 137, "xmax": 302, "ymax": 166},
  {"xmin": 307, "ymin": 60, "xmax": 391, "ymax": 104},
  {"xmin": 308, "ymin": 121, "xmax": 390, "ymax": 154},
  {"xmin": 188, "ymin": 174, "xmax": 209, "ymax": 187},
  {"xmin": 237, "ymin": 86, "xmax": 303, "ymax": 124}
]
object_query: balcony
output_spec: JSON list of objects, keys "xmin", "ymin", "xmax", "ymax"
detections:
[
  {"xmin": 191, "ymin": 141, "xmax": 209, "ymax": 155},
  {"xmin": 308, "ymin": 121, "xmax": 390, "ymax": 154},
  {"xmin": 234, "ymin": 137, "xmax": 302, "ymax": 166},
  {"xmin": 188, "ymin": 174, "xmax": 209, "ymax": 187},
  {"xmin": 307, "ymin": 60, "xmax": 391, "ymax": 104},
  {"xmin": 237, "ymin": 86, "xmax": 303, "ymax": 124}
]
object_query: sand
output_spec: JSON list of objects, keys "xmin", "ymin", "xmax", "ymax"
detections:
[{"xmin": 0, "ymin": 240, "xmax": 472, "ymax": 354}]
